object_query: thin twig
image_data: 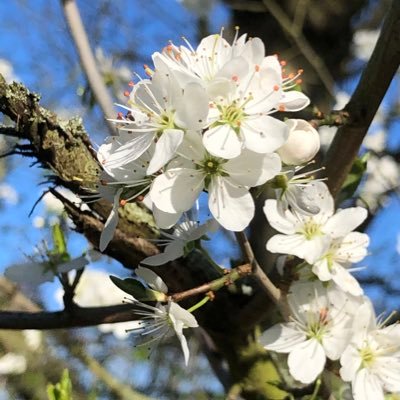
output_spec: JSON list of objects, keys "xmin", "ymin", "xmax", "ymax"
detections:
[
  {"xmin": 262, "ymin": 0, "xmax": 335, "ymax": 98},
  {"xmin": 61, "ymin": 0, "xmax": 116, "ymax": 135},
  {"xmin": 234, "ymin": 232, "xmax": 282, "ymax": 309},
  {"xmin": 171, "ymin": 263, "xmax": 252, "ymax": 302},
  {"xmin": 322, "ymin": 0, "xmax": 400, "ymax": 197}
]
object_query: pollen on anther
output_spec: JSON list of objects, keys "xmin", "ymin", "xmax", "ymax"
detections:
[
  {"xmin": 273, "ymin": 85, "xmax": 280, "ymax": 91},
  {"xmin": 231, "ymin": 75, "xmax": 239, "ymax": 82},
  {"xmin": 298, "ymin": 69, "xmax": 304, "ymax": 74},
  {"xmin": 120, "ymin": 199, "xmax": 127, "ymax": 207},
  {"xmin": 278, "ymin": 105, "xmax": 286, "ymax": 112},
  {"xmin": 123, "ymin": 91, "xmax": 130, "ymax": 97}
]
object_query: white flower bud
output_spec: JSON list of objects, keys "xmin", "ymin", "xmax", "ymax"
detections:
[{"xmin": 278, "ymin": 119, "xmax": 320, "ymax": 165}]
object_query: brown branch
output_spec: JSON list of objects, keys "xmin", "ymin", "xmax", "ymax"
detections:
[
  {"xmin": 323, "ymin": 0, "xmax": 400, "ymax": 197},
  {"xmin": 0, "ymin": 304, "xmax": 137, "ymax": 330},
  {"xmin": 235, "ymin": 232, "xmax": 284, "ymax": 311},
  {"xmin": 171, "ymin": 263, "xmax": 252, "ymax": 302},
  {"xmin": 61, "ymin": 0, "xmax": 116, "ymax": 135}
]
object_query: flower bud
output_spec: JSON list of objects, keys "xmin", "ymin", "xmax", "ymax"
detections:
[{"xmin": 277, "ymin": 119, "xmax": 320, "ymax": 165}]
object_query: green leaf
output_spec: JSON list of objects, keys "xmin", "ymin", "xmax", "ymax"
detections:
[
  {"xmin": 339, "ymin": 153, "xmax": 369, "ymax": 203},
  {"xmin": 109, "ymin": 276, "xmax": 167, "ymax": 301},
  {"xmin": 46, "ymin": 369, "xmax": 73, "ymax": 400}
]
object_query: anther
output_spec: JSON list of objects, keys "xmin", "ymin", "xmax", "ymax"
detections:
[
  {"xmin": 273, "ymin": 85, "xmax": 280, "ymax": 91},
  {"xmin": 128, "ymin": 81, "xmax": 135, "ymax": 87},
  {"xmin": 255, "ymin": 64, "xmax": 260, "ymax": 72},
  {"xmin": 120, "ymin": 199, "xmax": 127, "ymax": 206},
  {"xmin": 278, "ymin": 105, "xmax": 286, "ymax": 112},
  {"xmin": 143, "ymin": 64, "xmax": 153, "ymax": 77},
  {"xmin": 123, "ymin": 91, "xmax": 130, "ymax": 97},
  {"xmin": 280, "ymin": 60, "xmax": 287, "ymax": 66},
  {"xmin": 296, "ymin": 79, "xmax": 302, "ymax": 85},
  {"xmin": 232, "ymin": 75, "xmax": 239, "ymax": 82}
]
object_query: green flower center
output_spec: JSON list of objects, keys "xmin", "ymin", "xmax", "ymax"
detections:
[
  {"xmin": 301, "ymin": 220, "xmax": 322, "ymax": 240},
  {"xmin": 158, "ymin": 111, "xmax": 176, "ymax": 133},
  {"xmin": 306, "ymin": 309, "xmax": 330, "ymax": 342},
  {"xmin": 359, "ymin": 346, "xmax": 375, "ymax": 368},
  {"xmin": 216, "ymin": 103, "xmax": 245, "ymax": 133},
  {"xmin": 197, "ymin": 155, "xmax": 228, "ymax": 187}
]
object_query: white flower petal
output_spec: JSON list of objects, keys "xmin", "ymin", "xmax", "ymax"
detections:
[
  {"xmin": 260, "ymin": 323, "xmax": 306, "ymax": 353},
  {"xmin": 267, "ymin": 234, "xmax": 329, "ymax": 263},
  {"xmin": 208, "ymin": 177, "xmax": 254, "ymax": 231},
  {"xmin": 147, "ymin": 129, "xmax": 184, "ymax": 174},
  {"xmin": 225, "ymin": 151, "xmax": 281, "ymax": 187},
  {"xmin": 311, "ymin": 258, "xmax": 332, "ymax": 281},
  {"xmin": 263, "ymin": 199, "xmax": 297, "ymax": 234},
  {"xmin": 135, "ymin": 266, "xmax": 168, "ymax": 293},
  {"xmin": 150, "ymin": 169, "xmax": 204, "ymax": 213},
  {"xmin": 335, "ymin": 232, "xmax": 369, "ymax": 263},
  {"xmin": 288, "ymin": 339, "xmax": 325, "ymax": 384},
  {"xmin": 169, "ymin": 302, "xmax": 198, "ymax": 328},
  {"xmin": 175, "ymin": 82, "xmax": 209, "ymax": 130},
  {"xmin": 340, "ymin": 344, "xmax": 362, "ymax": 382},
  {"xmin": 241, "ymin": 116, "xmax": 288, "ymax": 153},
  {"xmin": 100, "ymin": 188, "xmax": 123, "ymax": 252},
  {"xmin": 4, "ymin": 262, "xmax": 54, "ymax": 285},
  {"xmin": 203, "ymin": 124, "xmax": 242, "ymax": 159},
  {"xmin": 141, "ymin": 240, "xmax": 184, "ymax": 266},
  {"xmin": 330, "ymin": 263, "xmax": 363, "ymax": 296},
  {"xmin": 152, "ymin": 205, "xmax": 182, "ymax": 229},
  {"xmin": 280, "ymin": 90, "xmax": 310, "ymax": 111},
  {"xmin": 216, "ymin": 56, "xmax": 249, "ymax": 81},
  {"xmin": 352, "ymin": 368, "xmax": 384, "ymax": 400},
  {"xmin": 100, "ymin": 133, "xmax": 154, "ymax": 171},
  {"xmin": 323, "ymin": 207, "xmax": 367, "ymax": 238},
  {"xmin": 374, "ymin": 357, "xmax": 400, "ymax": 392}
]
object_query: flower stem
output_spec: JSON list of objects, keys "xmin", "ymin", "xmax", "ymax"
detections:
[
  {"xmin": 187, "ymin": 296, "xmax": 210, "ymax": 313},
  {"xmin": 309, "ymin": 377, "xmax": 321, "ymax": 400}
]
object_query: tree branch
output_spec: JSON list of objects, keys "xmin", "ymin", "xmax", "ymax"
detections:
[
  {"xmin": 323, "ymin": 0, "xmax": 400, "ymax": 197},
  {"xmin": 61, "ymin": 0, "xmax": 117, "ymax": 135},
  {"xmin": 262, "ymin": 0, "xmax": 335, "ymax": 98}
]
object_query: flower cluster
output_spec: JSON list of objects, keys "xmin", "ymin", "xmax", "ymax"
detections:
[
  {"xmin": 94, "ymin": 30, "xmax": 319, "ymax": 250},
  {"xmin": 261, "ymin": 179, "xmax": 400, "ymax": 399},
  {"xmin": 90, "ymin": 30, "xmax": 399, "ymax": 399}
]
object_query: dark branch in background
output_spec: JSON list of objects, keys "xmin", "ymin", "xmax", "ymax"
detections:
[
  {"xmin": 61, "ymin": 0, "xmax": 116, "ymax": 135},
  {"xmin": 0, "ymin": 305, "xmax": 136, "ymax": 330},
  {"xmin": 261, "ymin": 0, "xmax": 335, "ymax": 98},
  {"xmin": 323, "ymin": 0, "xmax": 400, "ymax": 198}
]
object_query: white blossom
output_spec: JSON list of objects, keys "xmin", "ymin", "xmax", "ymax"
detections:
[
  {"xmin": 265, "ymin": 182, "xmax": 368, "ymax": 264},
  {"xmin": 95, "ymin": 141, "xmax": 154, "ymax": 251},
  {"xmin": 260, "ymin": 281, "xmax": 361, "ymax": 384},
  {"xmin": 142, "ymin": 218, "xmax": 218, "ymax": 266},
  {"xmin": 150, "ymin": 130, "xmax": 281, "ymax": 231},
  {"xmin": 128, "ymin": 267, "xmax": 198, "ymax": 365},
  {"xmin": 4, "ymin": 252, "xmax": 93, "ymax": 286},
  {"xmin": 340, "ymin": 300, "xmax": 400, "ymax": 400},
  {"xmin": 109, "ymin": 67, "xmax": 209, "ymax": 174},
  {"xmin": 311, "ymin": 232, "xmax": 369, "ymax": 296},
  {"xmin": 277, "ymin": 119, "xmax": 320, "ymax": 165}
]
